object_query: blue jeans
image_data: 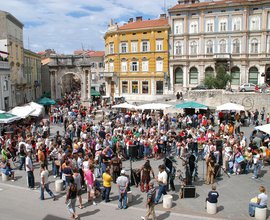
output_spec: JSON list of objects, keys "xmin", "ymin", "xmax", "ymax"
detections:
[
  {"xmin": 27, "ymin": 171, "xmax": 35, "ymax": 188},
  {"xmin": 52, "ymin": 161, "xmax": 59, "ymax": 176},
  {"xmin": 102, "ymin": 186, "xmax": 111, "ymax": 202},
  {"xmin": 253, "ymin": 161, "xmax": 262, "ymax": 178},
  {"xmin": 40, "ymin": 183, "xmax": 54, "ymax": 200},
  {"xmin": 249, "ymin": 202, "xmax": 267, "ymax": 216},
  {"xmin": 19, "ymin": 157, "xmax": 26, "ymax": 170},
  {"xmin": 155, "ymin": 184, "xmax": 167, "ymax": 204},
  {"xmin": 118, "ymin": 191, "xmax": 127, "ymax": 209}
]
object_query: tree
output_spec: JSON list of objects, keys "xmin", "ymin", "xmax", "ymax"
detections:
[{"xmin": 204, "ymin": 65, "xmax": 232, "ymax": 89}]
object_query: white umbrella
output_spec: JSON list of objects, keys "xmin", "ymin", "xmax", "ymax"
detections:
[
  {"xmin": 8, "ymin": 106, "xmax": 35, "ymax": 119},
  {"xmin": 112, "ymin": 103, "xmax": 137, "ymax": 109},
  {"xmin": 255, "ymin": 124, "xmax": 270, "ymax": 135},
  {"xmin": 27, "ymin": 102, "xmax": 45, "ymax": 117},
  {"xmin": 136, "ymin": 103, "xmax": 172, "ymax": 110},
  {"xmin": 216, "ymin": 102, "xmax": 245, "ymax": 111}
]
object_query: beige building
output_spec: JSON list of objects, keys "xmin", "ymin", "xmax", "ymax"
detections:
[
  {"xmin": 0, "ymin": 54, "xmax": 11, "ymax": 111},
  {"xmin": 168, "ymin": 0, "xmax": 270, "ymax": 92},
  {"xmin": 0, "ymin": 11, "xmax": 24, "ymax": 106}
]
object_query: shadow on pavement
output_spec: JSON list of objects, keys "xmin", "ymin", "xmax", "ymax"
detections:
[
  {"xmin": 217, "ymin": 205, "xmax": 224, "ymax": 213},
  {"xmin": 131, "ymin": 194, "xmax": 143, "ymax": 205},
  {"xmin": 78, "ymin": 209, "xmax": 100, "ymax": 218},
  {"xmin": 157, "ymin": 211, "xmax": 171, "ymax": 220},
  {"xmin": 43, "ymin": 214, "xmax": 68, "ymax": 220}
]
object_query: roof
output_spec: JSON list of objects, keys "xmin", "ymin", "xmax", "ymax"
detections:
[
  {"xmin": 118, "ymin": 18, "xmax": 169, "ymax": 30},
  {"xmin": 74, "ymin": 50, "xmax": 105, "ymax": 57},
  {"xmin": 169, "ymin": 0, "xmax": 264, "ymax": 11}
]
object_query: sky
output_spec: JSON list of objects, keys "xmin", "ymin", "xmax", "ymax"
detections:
[{"xmin": 1, "ymin": 0, "xmax": 178, "ymax": 54}]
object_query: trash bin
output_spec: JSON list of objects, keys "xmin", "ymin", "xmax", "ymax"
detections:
[
  {"xmin": 163, "ymin": 195, "xmax": 173, "ymax": 209},
  {"xmin": 255, "ymin": 207, "xmax": 267, "ymax": 220},
  {"xmin": 127, "ymin": 191, "xmax": 133, "ymax": 204},
  {"xmin": 55, "ymin": 180, "xmax": 63, "ymax": 193},
  {"xmin": 206, "ymin": 201, "xmax": 217, "ymax": 214}
]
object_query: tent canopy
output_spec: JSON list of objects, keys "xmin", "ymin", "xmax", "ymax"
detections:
[
  {"xmin": 111, "ymin": 103, "xmax": 137, "ymax": 109},
  {"xmin": 8, "ymin": 106, "xmax": 35, "ymax": 119},
  {"xmin": 38, "ymin": 97, "xmax": 56, "ymax": 105},
  {"xmin": 136, "ymin": 103, "xmax": 172, "ymax": 110},
  {"xmin": 175, "ymin": 101, "xmax": 208, "ymax": 110},
  {"xmin": 0, "ymin": 113, "xmax": 21, "ymax": 123},
  {"xmin": 255, "ymin": 124, "xmax": 270, "ymax": 135},
  {"xmin": 91, "ymin": 89, "xmax": 100, "ymax": 96},
  {"xmin": 216, "ymin": 102, "xmax": 245, "ymax": 111},
  {"xmin": 27, "ymin": 102, "xmax": 45, "ymax": 117}
]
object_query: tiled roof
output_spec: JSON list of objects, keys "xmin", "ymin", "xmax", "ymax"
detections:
[
  {"xmin": 169, "ymin": 0, "xmax": 261, "ymax": 10},
  {"xmin": 118, "ymin": 18, "xmax": 168, "ymax": 30},
  {"xmin": 74, "ymin": 50, "xmax": 104, "ymax": 57}
]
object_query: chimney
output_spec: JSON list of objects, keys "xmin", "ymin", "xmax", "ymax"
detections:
[
  {"xmin": 136, "ymin": 16, "xmax": 142, "ymax": 22},
  {"xmin": 128, "ymin": 18, "xmax": 134, "ymax": 23},
  {"xmin": 160, "ymin": 14, "xmax": 166, "ymax": 19}
]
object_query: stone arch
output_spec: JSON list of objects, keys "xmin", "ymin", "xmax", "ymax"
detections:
[
  {"xmin": 189, "ymin": 66, "xmax": 198, "ymax": 84},
  {"xmin": 174, "ymin": 67, "xmax": 183, "ymax": 84},
  {"xmin": 231, "ymin": 66, "xmax": 240, "ymax": 85},
  {"xmin": 248, "ymin": 66, "xmax": 259, "ymax": 84},
  {"xmin": 205, "ymin": 66, "xmax": 214, "ymax": 77}
]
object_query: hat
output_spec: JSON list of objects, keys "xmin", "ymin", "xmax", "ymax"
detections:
[{"xmin": 120, "ymin": 169, "xmax": 126, "ymax": 175}]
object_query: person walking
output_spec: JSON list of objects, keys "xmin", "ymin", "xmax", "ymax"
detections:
[
  {"xmin": 116, "ymin": 169, "xmax": 129, "ymax": 209},
  {"xmin": 66, "ymin": 177, "xmax": 78, "ymax": 220},
  {"xmin": 40, "ymin": 164, "xmax": 56, "ymax": 201},
  {"xmin": 26, "ymin": 151, "xmax": 35, "ymax": 189},
  {"xmin": 141, "ymin": 180, "xmax": 156, "ymax": 220},
  {"xmin": 154, "ymin": 165, "xmax": 167, "ymax": 204},
  {"xmin": 73, "ymin": 168, "xmax": 83, "ymax": 209},
  {"xmin": 102, "ymin": 167, "xmax": 112, "ymax": 203}
]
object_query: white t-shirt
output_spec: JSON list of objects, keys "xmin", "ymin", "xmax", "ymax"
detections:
[
  {"xmin": 158, "ymin": 170, "xmax": 168, "ymax": 185},
  {"xmin": 25, "ymin": 156, "xmax": 33, "ymax": 172},
  {"xmin": 41, "ymin": 170, "xmax": 49, "ymax": 185},
  {"xmin": 258, "ymin": 193, "xmax": 268, "ymax": 206}
]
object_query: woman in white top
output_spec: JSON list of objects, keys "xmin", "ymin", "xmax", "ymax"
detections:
[{"xmin": 249, "ymin": 186, "xmax": 268, "ymax": 217}]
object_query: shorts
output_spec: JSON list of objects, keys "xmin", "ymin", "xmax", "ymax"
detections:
[
  {"xmin": 77, "ymin": 189, "xmax": 82, "ymax": 196},
  {"xmin": 87, "ymin": 184, "xmax": 94, "ymax": 192}
]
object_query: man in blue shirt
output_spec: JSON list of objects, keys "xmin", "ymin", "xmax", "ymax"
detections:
[{"xmin": 206, "ymin": 185, "xmax": 219, "ymax": 204}]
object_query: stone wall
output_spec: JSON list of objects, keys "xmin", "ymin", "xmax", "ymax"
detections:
[{"xmin": 186, "ymin": 90, "xmax": 270, "ymax": 112}]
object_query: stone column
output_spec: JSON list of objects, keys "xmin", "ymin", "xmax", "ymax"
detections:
[
  {"xmin": 82, "ymin": 72, "xmax": 86, "ymax": 101},
  {"xmin": 50, "ymin": 71, "xmax": 55, "ymax": 99},
  {"xmin": 169, "ymin": 65, "xmax": 174, "ymax": 93},
  {"xmin": 88, "ymin": 70, "xmax": 91, "ymax": 100}
]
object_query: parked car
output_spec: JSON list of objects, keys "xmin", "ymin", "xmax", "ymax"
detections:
[
  {"xmin": 239, "ymin": 83, "xmax": 257, "ymax": 92},
  {"xmin": 191, "ymin": 84, "xmax": 209, "ymax": 90}
]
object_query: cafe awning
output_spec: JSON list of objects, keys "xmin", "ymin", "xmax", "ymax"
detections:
[{"xmin": 91, "ymin": 89, "xmax": 101, "ymax": 96}]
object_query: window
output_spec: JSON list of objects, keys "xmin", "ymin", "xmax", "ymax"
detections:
[
  {"xmin": 142, "ymin": 81, "xmax": 149, "ymax": 94},
  {"xmin": 131, "ymin": 41, "xmax": 138, "ymax": 53},
  {"xmin": 174, "ymin": 67, "xmax": 183, "ymax": 84},
  {"xmin": 232, "ymin": 17, "xmax": 241, "ymax": 31},
  {"xmin": 156, "ymin": 60, "xmax": 163, "ymax": 72},
  {"xmin": 122, "ymin": 81, "xmax": 128, "ymax": 93},
  {"xmin": 141, "ymin": 41, "xmax": 149, "ymax": 52},
  {"xmin": 190, "ymin": 41, "xmax": 197, "ymax": 55},
  {"xmin": 109, "ymin": 43, "xmax": 114, "ymax": 54},
  {"xmin": 250, "ymin": 38, "xmax": 259, "ymax": 53},
  {"xmin": 174, "ymin": 20, "xmax": 183, "ymax": 34},
  {"xmin": 130, "ymin": 61, "xmax": 139, "ymax": 72},
  {"xmin": 248, "ymin": 67, "xmax": 258, "ymax": 84},
  {"xmin": 121, "ymin": 61, "xmax": 127, "ymax": 72},
  {"xmin": 3, "ymin": 80, "xmax": 8, "ymax": 91},
  {"xmin": 120, "ymin": 42, "xmax": 128, "ymax": 53},
  {"xmin": 156, "ymin": 81, "xmax": 163, "ymax": 94},
  {"xmin": 231, "ymin": 67, "xmax": 240, "ymax": 85},
  {"xmin": 175, "ymin": 41, "xmax": 182, "ymax": 55},
  {"xmin": 142, "ymin": 61, "xmax": 148, "ymax": 72},
  {"xmin": 99, "ymin": 62, "xmax": 103, "ymax": 68},
  {"xmin": 206, "ymin": 40, "xmax": 213, "ymax": 54},
  {"xmin": 219, "ymin": 39, "xmax": 226, "ymax": 53},
  {"xmin": 219, "ymin": 19, "xmax": 227, "ymax": 32},
  {"xmin": 190, "ymin": 21, "xmax": 198, "ymax": 34},
  {"xmin": 233, "ymin": 39, "xmax": 240, "ymax": 53},
  {"xmin": 250, "ymin": 16, "xmax": 260, "ymax": 31},
  {"xmin": 206, "ymin": 20, "xmax": 214, "ymax": 32},
  {"xmin": 156, "ymin": 40, "xmax": 163, "ymax": 51},
  {"xmin": 189, "ymin": 67, "xmax": 198, "ymax": 84},
  {"xmin": 109, "ymin": 62, "xmax": 114, "ymax": 72},
  {"xmin": 205, "ymin": 67, "xmax": 214, "ymax": 77},
  {"xmin": 132, "ymin": 81, "xmax": 138, "ymax": 94}
]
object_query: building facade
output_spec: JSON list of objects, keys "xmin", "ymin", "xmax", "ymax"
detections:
[
  {"xmin": 23, "ymin": 49, "xmax": 42, "ymax": 101},
  {"xmin": 0, "ymin": 11, "xmax": 24, "ymax": 106},
  {"xmin": 168, "ymin": 0, "xmax": 270, "ymax": 92},
  {"xmin": 104, "ymin": 15, "xmax": 170, "ymax": 102}
]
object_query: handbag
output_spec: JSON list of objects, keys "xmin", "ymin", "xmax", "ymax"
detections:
[{"xmin": 235, "ymin": 155, "xmax": 244, "ymax": 163}]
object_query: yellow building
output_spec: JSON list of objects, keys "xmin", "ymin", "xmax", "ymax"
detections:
[
  {"xmin": 104, "ymin": 15, "xmax": 170, "ymax": 102},
  {"xmin": 23, "ymin": 49, "xmax": 42, "ymax": 101}
]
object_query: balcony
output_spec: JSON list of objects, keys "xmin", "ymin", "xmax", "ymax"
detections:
[
  {"xmin": 102, "ymin": 71, "xmax": 115, "ymax": 77},
  {"xmin": 214, "ymin": 53, "xmax": 231, "ymax": 60},
  {"xmin": 0, "ymin": 61, "xmax": 10, "ymax": 69}
]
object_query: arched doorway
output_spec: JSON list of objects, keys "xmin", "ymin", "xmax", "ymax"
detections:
[
  {"xmin": 231, "ymin": 66, "xmax": 240, "ymax": 85},
  {"xmin": 189, "ymin": 67, "xmax": 198, "ymax": 84},
  {"xmin": 248, "ymin": 67, "xmax": 259, "ymax": 84},
  {"xmin": 205, "ymin": 66, "xmax": 214, "ymax": 77},
  {"xmin": 174, "ymin": 67, "xmax": 183, "ymax": 84},
  {"xmin": 61, "ymin": 73, "xmax": 81, "ymax": 96},
  {"xmin": 266, "ymin": 67, "xmax": 270, "ymax": 85}
]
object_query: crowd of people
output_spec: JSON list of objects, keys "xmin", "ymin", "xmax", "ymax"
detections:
[{"xmin": 0, "ymin": 90, "xmax": 269, "ymax": 219}]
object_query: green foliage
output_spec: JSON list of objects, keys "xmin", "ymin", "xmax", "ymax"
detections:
[{"xmin": 204, "ymin": 65, "xmax": 232, "ymax": 89}]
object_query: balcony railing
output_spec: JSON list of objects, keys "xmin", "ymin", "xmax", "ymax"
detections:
[{"xmin": 0, "ymin": 61, "xmax": 10, "ymax": 69}]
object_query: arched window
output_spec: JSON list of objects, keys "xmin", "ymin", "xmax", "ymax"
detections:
[
  {"xmin": 189, "ymin": 67, "xmax": 198, "ymax": 84},
  {"xmin": 174, "ymin": 67, "xmax": 183, "ymax": 84},
  {"xmin": 231, "ymin": 66, "xmax": 240, "ymax": 85},
  {"xmin": 205, "ymin": 66, "xmax": 214, "ymax": 77},
  {"xmin": 190, "ymin": 41, "xmax": 197, "ymax": 55},
  {"xmin": 248, "ymin": 67, "xmax": 259, "ymax": 84},
  {"xmin": 233, "ymin": 39, "xmax": 240, "ymax": 54},
  {"xmin": 206, "ymin": 40, "xmax": 213, "ymax": 54},
  {"xmin": 174, "ymin": 41, "xmax": 182, "ymax": 55},
  {"xmin": 250, "ymin": 38, "xmax": 258, "ymax": 53},
  {"xmin": 219, "ymin": 39, "xmax": 226, "ymax": 53}
]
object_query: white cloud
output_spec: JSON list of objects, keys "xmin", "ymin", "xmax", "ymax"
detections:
[{"xmin": 1, "ymin": 0, "xmax": 176, "ymax": 54}]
